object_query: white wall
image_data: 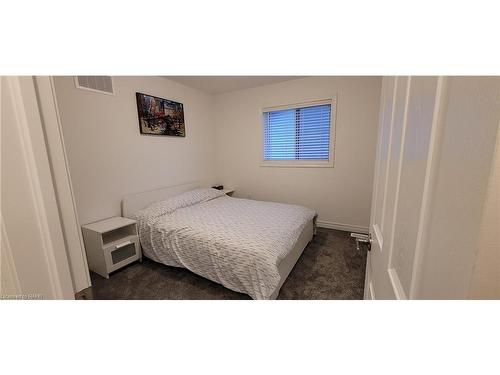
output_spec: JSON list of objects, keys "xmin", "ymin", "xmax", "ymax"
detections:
[
  {"xmin": 213, "ymin": 77, "xmax": 381, "ymax": 231},
  {"xmin": 55, "ymin": 76, "xmax": 381, "ymax": 230},
  {"xmin": 54, "ymin": 76, "xmax": 216, "ymax": 225}
]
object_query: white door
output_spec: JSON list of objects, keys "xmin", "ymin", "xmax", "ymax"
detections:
[
  {"xmin": 363, "ymin": 76, "xmax": 500, "ymax": 300},
  {"xmin": 363, "ymin": 76, "xmax": 444, "ymax": 299},
  {"xmin": 1, "ymin": 76, "xmax": 75, "ymax": 299}
]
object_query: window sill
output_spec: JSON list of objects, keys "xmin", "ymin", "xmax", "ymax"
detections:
[{"xmin": 260, "ymin": 161, "xmax": 334, "ymax": 168}]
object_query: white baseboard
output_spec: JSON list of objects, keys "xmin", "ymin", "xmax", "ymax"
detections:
[{"xmin": 316, "ymin": 220, "xmax": 369, "ymax": 234}]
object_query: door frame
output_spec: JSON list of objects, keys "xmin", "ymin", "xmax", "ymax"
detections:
[
  {"xmin": 364, "ymin": 76, "xmax": 394, "ymax": 300},
  {"xmin": 33, "ymin": 76, "xmax": 91, "ymax": 293}
]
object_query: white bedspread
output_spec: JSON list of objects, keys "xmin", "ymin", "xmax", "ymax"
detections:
[{"xmin": 130, "ymin": 189, "xmax": 316, "ymax": 299}]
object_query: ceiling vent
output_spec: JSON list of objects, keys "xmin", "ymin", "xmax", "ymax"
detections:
[{"xmin": 75, "ymin": 76, "xmax": 114, "ymax": 95}]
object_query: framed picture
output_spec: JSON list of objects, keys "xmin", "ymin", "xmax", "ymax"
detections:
[{"xmin": 136, "ymin": 92, "xmax": 185, "ymax": 136}]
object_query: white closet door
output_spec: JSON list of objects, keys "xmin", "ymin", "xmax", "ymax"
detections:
[{"xmin": 1, "ymin": 76, "xmax": 74, "ymax": 299}]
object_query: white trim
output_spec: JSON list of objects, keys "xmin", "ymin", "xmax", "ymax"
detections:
[
  {"xmin": 34, "ymin": 76, "xmax": 92, "ymax": 293},
  {"xmin": 0, "ymin": 216, "xmax": 22, "ymax": 295},
  {"xmin": 74, "ymin": 76, "xmax": 115, "ymax": 96},
  {"xmin": 262, "ymin": 98, "xmax": 333, "ymax": 112},
  {"xmin": 260, "ymin": 97, "xmax": 337, "ymax": 168},
  {"xmin": 388, "ymin": 268, "xmax": 407, "ymax": 299},
  {"xmin": 387, "ymin": 77, "xmax": 412, "ymax": 269},
  {"xmin": 316, "ymin": 220, "xmax": 368, "ymax": 234},
  {"xmin": 409, "ymin": 77, "xmax": 447, "ymax": 299},
  {"xmin": 380, "ymin": 77, "xmax": 399, "ymax": 233},
  {"xmin": 369, "ymin": 78, "xmax": 389, "ymax": 231},
  {"xmin": 260, "ymin": 160, "xmax": 333, "ymax": 168}
]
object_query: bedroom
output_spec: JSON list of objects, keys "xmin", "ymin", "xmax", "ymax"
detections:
[
  {"xmin": 54, "ymin": 75, "xmax": 380, "ymax": 300},
  {"xmin": 4, "ymin": 74, "xmax": 499, "ymax": 301},
  {"xmin": 2, "ymin": 1, "xmax": 500, "ymax": 374}
]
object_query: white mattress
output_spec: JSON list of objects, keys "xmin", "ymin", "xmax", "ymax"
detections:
[{"xmin": 131, "ymin": 189, "xmax": 316, "ymax": 299}]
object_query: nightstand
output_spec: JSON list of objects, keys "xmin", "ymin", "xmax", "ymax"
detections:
[
  {"xmin": 221, "ymin": 188, "xmax": 235, "ymax": 196},
  {"xmin": 82, "ymin": 217, "xmax": 141, "ymax": 279}
]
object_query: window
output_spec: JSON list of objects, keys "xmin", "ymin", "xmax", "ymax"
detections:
[{"xmin": 262, "ymin": 99, "xmax": 335, "ymax": 167}]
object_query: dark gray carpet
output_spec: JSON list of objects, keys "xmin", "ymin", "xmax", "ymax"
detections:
[{"xmin": 89, "ymin": 228, "xmax": 367, "ymax": 300}]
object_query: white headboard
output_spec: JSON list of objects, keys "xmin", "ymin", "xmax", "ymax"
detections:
[{"xmin": 121, "ymin": 181, "xmax": 200, "ymax": 217}]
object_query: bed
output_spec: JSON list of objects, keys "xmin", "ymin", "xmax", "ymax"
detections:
[{"xmin": 122, "ymin": 182, "xmax": 316, "ymax": 299}]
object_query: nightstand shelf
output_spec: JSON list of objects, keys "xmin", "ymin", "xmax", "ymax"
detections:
[{"xmin": 82, "ymin": 217, "xmax": 141, "ymax": 279}]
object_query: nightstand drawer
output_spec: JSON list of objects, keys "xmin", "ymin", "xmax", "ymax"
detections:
[{"xmin": 103, "ymin": 236, "xmax": 140, "ymax": 273}]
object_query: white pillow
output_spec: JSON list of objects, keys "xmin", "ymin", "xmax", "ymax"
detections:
[{"xmin": 131, "ymin": 188, "xmax": 225, "ymax": 221}]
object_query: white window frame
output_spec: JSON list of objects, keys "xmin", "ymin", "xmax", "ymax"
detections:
[{"xmin": 260, "ymin": 97, "xmax": 337, "ymax": 168}]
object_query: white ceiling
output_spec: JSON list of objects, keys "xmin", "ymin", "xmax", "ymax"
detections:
[{"xmin": 165, "ymin": 76, "xmax": 303, "ymax": 94}]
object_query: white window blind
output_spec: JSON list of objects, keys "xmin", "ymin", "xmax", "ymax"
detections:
[{"xmin": 263, "ymin": 102, "xmax": 332, "ymax": 164}]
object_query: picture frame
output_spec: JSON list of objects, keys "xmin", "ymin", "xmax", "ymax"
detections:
[{"xmin": 135, "ymin": 92, "xmax": 185, "ymax": 137}]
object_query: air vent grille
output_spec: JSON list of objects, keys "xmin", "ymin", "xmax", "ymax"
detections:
[{"xmin": 75, "ymin": 76, "xmax": 114, "ymax": 94}]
